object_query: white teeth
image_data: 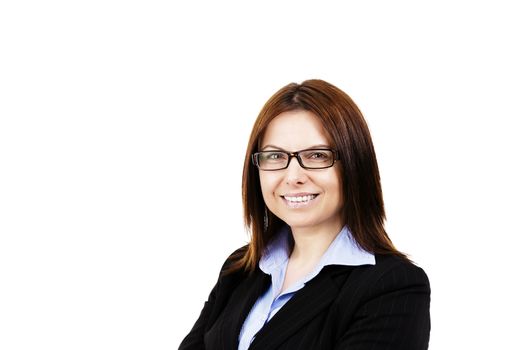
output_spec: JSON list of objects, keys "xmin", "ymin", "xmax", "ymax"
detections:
[{"xmin": 284, "ymin": 194, "xmax": 316, "ymax": 202}]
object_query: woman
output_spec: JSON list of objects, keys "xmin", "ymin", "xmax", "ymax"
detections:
[{"xmin": 179, "ymin": 79, "xmax": 431, "ymax": 350}]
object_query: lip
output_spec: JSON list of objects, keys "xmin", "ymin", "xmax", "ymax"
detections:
[
  {"xmin": 281, "ymin": 192, "xmax": 319, "ymax": 197},
  {"xmin": 280, "ymin": 193, "xmax": 320, "ymax": 208}
]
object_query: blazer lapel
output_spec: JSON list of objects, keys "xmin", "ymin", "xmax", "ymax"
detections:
[
  {"xmin": 248, "ymin": 266, "xmax": 348, "ymax": 350},
  {"xmin": 217, "ymin": 269, "xmax": 271, "ymax": 350}
]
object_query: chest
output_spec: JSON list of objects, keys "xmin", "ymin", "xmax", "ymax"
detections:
[{"xmin": 204, "ymin": 266, "xmax": 359, "ymax": 350}]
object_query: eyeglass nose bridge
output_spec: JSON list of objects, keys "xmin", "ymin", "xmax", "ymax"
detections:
[{"xmin": 286, "ymin": 151, "xmax": 306, "ymax": 169}]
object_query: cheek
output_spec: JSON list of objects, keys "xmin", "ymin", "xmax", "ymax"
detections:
[
  {"xmin": 259, "ymin": 173, "xmax": 280, "ymax": 197},
  {"xmin": 322, "ymin": 172, "xmax": 344, "ymax": 203},
  {"xmin": 259, "ymin": 174, "xmax": 282, "ymax": 210}
]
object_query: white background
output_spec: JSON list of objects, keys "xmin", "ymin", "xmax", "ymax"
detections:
[{"xmin": 1, "ymin": 1, "xmax": 524, "ymax": 349}]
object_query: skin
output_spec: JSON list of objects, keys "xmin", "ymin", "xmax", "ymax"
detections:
[{"xmin": 259, "ymin": 110, "xmax": 345, "ymax": 292}]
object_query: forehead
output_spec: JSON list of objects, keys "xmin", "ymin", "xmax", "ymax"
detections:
[{"xmin": 260, "ymin": 110, "xmax": 331, "ymax": 150}]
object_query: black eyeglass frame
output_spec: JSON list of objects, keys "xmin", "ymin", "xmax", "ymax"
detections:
[{"xmin": 251, "ymin": 148, "xmax": 339, "ymax": 171}]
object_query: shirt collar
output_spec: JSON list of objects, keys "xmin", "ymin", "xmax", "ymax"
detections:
[
  {"xmin": 259, "ymin": 228, "xmax": 291, "ymax": 274},
  {"xmin": 259, "ymin": 226, "xmax": 375, "ymax": 275}
]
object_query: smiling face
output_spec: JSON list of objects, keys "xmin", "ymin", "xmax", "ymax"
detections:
[{"xmin": 259, "ymin": 110, "xmax": 344, "ymax": 235}]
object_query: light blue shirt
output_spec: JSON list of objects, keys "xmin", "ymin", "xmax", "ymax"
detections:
[{"xmin": 238, "ymin": 226, "xmax": 375, "ymax": 350}]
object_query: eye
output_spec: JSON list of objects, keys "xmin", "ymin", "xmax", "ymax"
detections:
[
  {"xmin": 268, "ymin": 152, "xmax": 284, "ymax": 159},
  {"xmin": 262, "ymin": 151, "xmax": 287, "ymax": 162},
  {"xmin": 305, "ymin": 150, "xmax": 330, "ymax": 160},
  {"xmin": 312, "ymin": 152, "xmax": 328, "ymax": 159}
]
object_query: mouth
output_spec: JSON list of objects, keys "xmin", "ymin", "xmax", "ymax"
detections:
[{"xmin": 280, "ymin": 193, "xmax": 319, "ymax": 208}]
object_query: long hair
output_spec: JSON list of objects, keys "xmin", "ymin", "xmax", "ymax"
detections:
[{"xmin": 226, "ymin": 79, "xmax": 407, "ymax": 275}]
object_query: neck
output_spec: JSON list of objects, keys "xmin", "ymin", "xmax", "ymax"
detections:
[{"xmin": 289, "ymin": 223, "xmax": 344, "ymax": 263}]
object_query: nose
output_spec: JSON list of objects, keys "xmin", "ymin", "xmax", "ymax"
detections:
[{"xmin": 285, "ymin": 156, "xmax": 307, "ymax": 185}]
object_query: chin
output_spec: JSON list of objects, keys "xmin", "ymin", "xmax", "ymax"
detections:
[{"xmin": 283, "ymin": 218, "xmax": 320, "ymax": 230}]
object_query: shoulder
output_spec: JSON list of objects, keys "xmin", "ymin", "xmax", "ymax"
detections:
[
  {"xmin": 373, "ymin": 254, "xmax": 429, "ymax": 284},
  {"xmin": 214, "ymin": 245, "xmax": 252, "ymax": 287},
  {"xmin": 219, "ymin": 245, "xmax": 249, "ymax": 273},
  {"xmin": 328, "ymin": 255, "xmax": 431, "ymax": 348},
  {"xmin": 346, "ymin": 254, "xmax": 430, "ymax": 299},
  {"xmin": 206, "ymin": 245, "xmax": 264, "ymax": 319},
  {"xmin": 377, "ymin": 254, "xmax": 430, "ymax": 287}
]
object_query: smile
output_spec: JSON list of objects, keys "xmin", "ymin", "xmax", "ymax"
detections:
[{"xmin": 281, "ymin": 194, "xmax": 319, "ymax": 207}]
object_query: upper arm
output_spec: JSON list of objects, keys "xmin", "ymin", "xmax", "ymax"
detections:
[
  {"xmin": 178, "ymin": 246, "xmax": 247, "ymax": 350},
  {"xmin": 335, "ymin": 262, "xmax": 431, "ymax": 350},
  {"xmin": 178, "ymin": 282, "xmax": 218, "ymax": 350}
]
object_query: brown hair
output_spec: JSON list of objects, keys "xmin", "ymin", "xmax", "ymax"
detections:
[{"xmin": 226, "ymin": 79, "xmax": 407, "ymax": 274}]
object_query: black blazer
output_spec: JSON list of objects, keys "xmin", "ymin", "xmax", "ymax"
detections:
[{"xmin": 179, "ymin": 247, "xmax": 430, "ymax": 350}]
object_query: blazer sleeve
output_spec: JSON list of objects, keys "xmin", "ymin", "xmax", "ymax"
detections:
[
  {"xmin": 178, "ymin": 280, "xmax": 218, "ymax": 350},
  {"xmin": 178, "ymin": 246, "xmax": 247, "ymax": 350},
  {"xmin": 334, "ymin": 260, "xmax": 431, "ymax": 350}
]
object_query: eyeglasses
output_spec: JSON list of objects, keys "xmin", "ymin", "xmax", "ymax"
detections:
[{"xmin": 252, "ymin": 148, "xmax": 339, "ymax": 171}]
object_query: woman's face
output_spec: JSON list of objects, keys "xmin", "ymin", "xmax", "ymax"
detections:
[{"xmin": 259, "ymin": 110, "xmax": 344, "ymax": 235}]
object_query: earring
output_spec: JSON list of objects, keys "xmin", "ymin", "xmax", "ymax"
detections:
[{"xmin": 264, "ymin": 207, "xmax": 269, "ymax": 231}]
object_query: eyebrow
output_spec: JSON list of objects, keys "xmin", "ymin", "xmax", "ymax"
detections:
[{"xmin": 261, "ymin": 144, "xmax": 332, "ymax": 151}]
